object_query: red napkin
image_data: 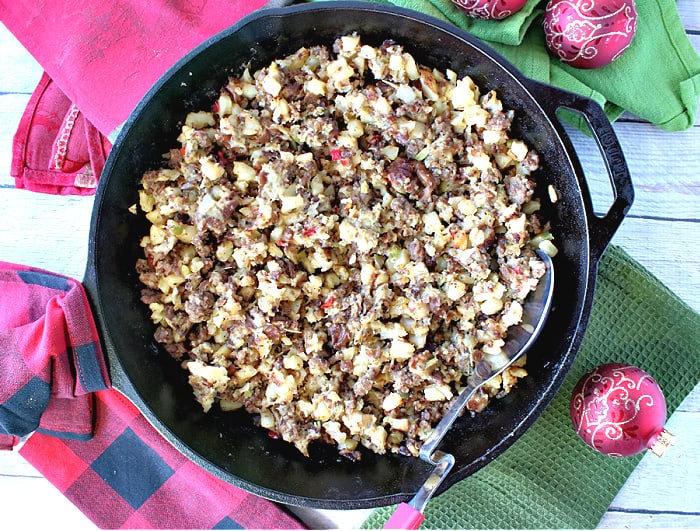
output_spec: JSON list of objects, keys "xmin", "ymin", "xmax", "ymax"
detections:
[
  {"xmin": 3, "ymin": 0, "xmax": 274, "ymax": 195},
  {"xmin": 1, "ymin": 0, "xmax": 271, "ymax": 137},
  {"xmin": 0, "ymin": 262, "xmax": 305, "ymax": 529},
  {"xmin": 11, "ymin": 73, "xmax": 112, "ymax": 195}
]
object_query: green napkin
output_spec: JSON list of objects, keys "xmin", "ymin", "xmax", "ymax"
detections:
[
  {"xmin": 363, "ymin": 245, "xmax": 700, "ymax": 529},
  {"xmin": 311, "ymin": 0, "xmax": 700, "ymax": 131}
]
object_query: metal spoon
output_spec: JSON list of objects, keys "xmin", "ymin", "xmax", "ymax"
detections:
[{"xmin": 384, "ymin": 250, "xmax": 554, "ymax": 529}]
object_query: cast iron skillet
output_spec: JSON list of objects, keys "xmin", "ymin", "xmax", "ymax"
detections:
[{"xmin": 82, "ymin": 2, "xmax": 634, "ymax": 510}]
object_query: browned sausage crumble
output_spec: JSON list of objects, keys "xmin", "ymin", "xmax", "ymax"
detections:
[{"xmin": 135, "ymin": 34, "xmax": 556, "ymax": 459}]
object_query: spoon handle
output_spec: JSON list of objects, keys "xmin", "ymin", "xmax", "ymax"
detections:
[{"xmin": 383, "ymin": 503, "xmax": 425, "ymax": 529}]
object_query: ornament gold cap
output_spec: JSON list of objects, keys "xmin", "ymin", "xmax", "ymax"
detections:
[{"xmin": 649, "ymin": 428, "xmax": 675, "ymax": 457}]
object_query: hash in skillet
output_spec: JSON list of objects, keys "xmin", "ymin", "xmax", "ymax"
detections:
[{"xmin": 135, "ymin": 34, "xmax": 556, "ymax": 459}]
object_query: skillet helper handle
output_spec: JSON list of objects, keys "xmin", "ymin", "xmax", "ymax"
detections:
[
  {"xmin": 383, "ymin": 502, "xmax": 425, "ymax": 529},
  {"xmin": 527, "ymin": 81, "xmax": 634, "ymax": 261}
]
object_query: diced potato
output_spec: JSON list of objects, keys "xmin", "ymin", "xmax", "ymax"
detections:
[
  {"xmin": 216, "ymin": 240, "xmax": 234, "ymax": 262},
  {"xmin": 389, "ymin": 338, "xmax": 415, "ymax": 361},
  {"xmin": 424, "ymin": 384, "xmax": 453, "ymax": 402},
  {"xmin": 451, "ymin": 76, "xmax": 477, "ymax": 109},
  {"xmin": 280, "ymin": 194, "xmax": 305, "ymax": 213},
  {"xmin": 262, "ymin": 63, "xmax": 283, "ymax": 96},
  {"xmin": 185, "ymin": 111, "xmax": 215, "ymax": 128},
  {"xmin": 382, "ymin": 392, "xmax": 403, "ymax": 411},
  {"xmin": 422, "ymin": 211, "xmax": 443, "ymax": 235},
  {"xmin": 139, "ymin": 190, "xmax": 155, "ymax": 212},
  {"xmin": 200, "ymin": 157, "xmax": 225, "ymax": 180},
  {"xmin": 509, "ymin": 139, "xmax": 529, "ymax": 161},
  {"xmin": 420, "ymin": 68, "xmax": 440, "ymax": 101},
  {"xmin": 305, "ymin": 77, "xmax": 327, "ymax": 96},
  {"xmin": 445, "ymin": 280, "xmax": 467, "ymax": 301}
]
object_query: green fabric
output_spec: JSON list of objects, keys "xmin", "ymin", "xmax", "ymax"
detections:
[
  {"xmin": 311, "ymin": 0, "xmax": 700, "ymax": 130},
  {"xmin": 363, "ymin": 245, "xmax": 700, "ymax": 529}
]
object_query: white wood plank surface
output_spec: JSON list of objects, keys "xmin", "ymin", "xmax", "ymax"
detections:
[{"xmin": 1, "ymin": 1, "xmax": 699, "ymax": 528}]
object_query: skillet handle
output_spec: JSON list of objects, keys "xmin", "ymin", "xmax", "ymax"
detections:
[{"xmin": 526, "ymin": 81, "xmax": 634, "ymax": 261}]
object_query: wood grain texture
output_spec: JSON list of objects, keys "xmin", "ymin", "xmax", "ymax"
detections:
[
  {"xmin": 0, "ymin": 452, "xmax": 98, "ymax": 530},
  {"xmin": 0, "ymin": 188, "xmax": 94, "ymax": 278},
  {"xmin": 0, "ymin": 27, "xmax": 43, "ymax": 93},
  {"xmin": 612, "ymin": 218, "xmax": 700, "ymax": 314},
  {"xmin": 0, "ymin": 3, "xmax": 699, "ymax": 528},
  {"xmin": 678, "ymin": 0, "xmax": 699, "ymax": 29}
]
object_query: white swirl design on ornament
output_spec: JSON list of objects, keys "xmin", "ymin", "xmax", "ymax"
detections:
[
  {"xmin": 453, "ymin": 0, "xmax": 514, "ymax": 19},
  {"xmin": 563, "ymin": 20, "xmax": 597, "ymax": 44},
  {"xmin": 454, "ymin": 0, "xmax": 477, "ymax": 7},
  {"xmin": 544, "ymin": 0, "xmax": 637, "ymax": 64},
  {"xmin": 572, "ymin": 366, "xmax": 654, "ymax": 456}
]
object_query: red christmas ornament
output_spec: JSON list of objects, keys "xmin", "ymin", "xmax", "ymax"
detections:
[
  {"xmin": 451, "ymin": 0, "xmax": 528, "ymax": 20},
  {"xmin": 570, "ymin": 363, "xmax": 675, "ymax": 457},
  {"xmin": 543, "ymin": 0, "xmax": 638, "ymax": 69}
]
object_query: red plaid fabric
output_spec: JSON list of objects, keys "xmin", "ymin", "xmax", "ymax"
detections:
[
  {"xmin": 0, "ymin": 262, "xmax": 110, "ymax": 444},
  {"xmin": 20, "ymin": 391, "xmax": 304, "ymax": 529},
  {"xmin": 0, "ymin": 262, "xmax": 305, "ymax": 529}
]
